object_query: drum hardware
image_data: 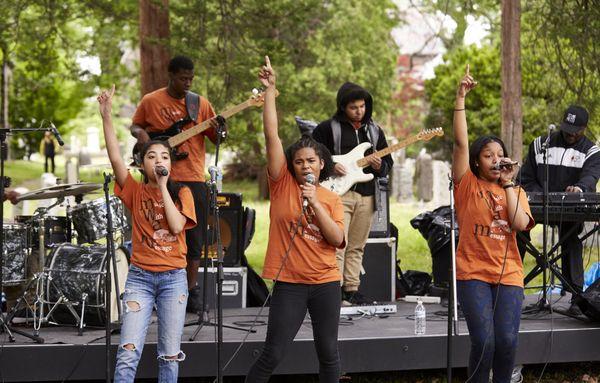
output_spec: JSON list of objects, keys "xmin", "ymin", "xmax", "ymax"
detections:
[
  {"xmin": 6, "ymin": 244, "xmax": 129, "ymax": 334},
  {"xmin": 0, "ymin": 125, "xmax": 54, "ymax": 344},
  {"xmin": 6, "ymin": 270, "xmax": 84, "ymax": 337}
]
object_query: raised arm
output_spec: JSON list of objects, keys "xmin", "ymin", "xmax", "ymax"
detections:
[
  {"xmin": 98, "ymin": 85, "xmax": 128, "ymax": 188},
  {"xmin": 258, "ymin": 56, "xmax": 286, "ymax": 179},
  {"xmin": 452, "ymin": 64, "xmax": 477, "ymax": 184}
]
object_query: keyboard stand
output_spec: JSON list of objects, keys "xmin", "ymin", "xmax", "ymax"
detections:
[{"xmin": 520, "ymin": 223, "xmax": 598, "ymax": 294}]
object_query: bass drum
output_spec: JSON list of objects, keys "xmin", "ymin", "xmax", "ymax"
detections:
[{"xmin": 45, "ymin": 243, "xmax": 129, "ymax": 326}]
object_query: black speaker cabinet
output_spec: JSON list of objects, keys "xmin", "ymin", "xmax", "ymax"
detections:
[
  {"xmin": 358, "ymin": 237, "xmax": 396, "ymax": 302},
  {"xmin": 202, "ymin": 193, "xmax": 243, "ymax": 266},
  {"xmin": 197, "ymin": 267, "xmax": 247, "ymax": 308}
]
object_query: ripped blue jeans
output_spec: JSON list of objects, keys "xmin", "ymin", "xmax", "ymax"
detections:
[{"xmin": 114, "ymin": 264, "xmax": 188, "ymax": 383}]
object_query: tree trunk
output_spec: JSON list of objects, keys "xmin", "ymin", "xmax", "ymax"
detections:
[
  {"xmin": 501, "ymin": 0, "xmax": 523, "ymax": 161},
  {"xmin": 2, "ymin": 58, "xmax": 10, "ymax": 130},
  {"xmin": 139, "ymin": 0, "xmax": 170, "ymax": 96}
]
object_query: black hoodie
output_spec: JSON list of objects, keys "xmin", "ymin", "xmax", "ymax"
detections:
[{"xmin": 312, "ymin": 82, "xmax": 393, "ymax": 196}]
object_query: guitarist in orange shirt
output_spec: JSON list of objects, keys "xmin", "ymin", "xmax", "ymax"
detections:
[
  {"xmin": 312, "ymin": 83, "xmax": 393, "ymax": 305},
  {"xmin": 130, "ymin": 55, "xmax": 224, "ymax": 311}
]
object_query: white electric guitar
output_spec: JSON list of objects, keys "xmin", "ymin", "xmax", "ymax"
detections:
[{"xmin": 320, "ymin": 127, "xmax": 444, "ymax": 195}]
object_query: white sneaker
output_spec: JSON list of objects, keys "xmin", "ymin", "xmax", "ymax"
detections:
[{"xmin": 488, "ymin": 365, "xmax": 523, "ymax": 383}]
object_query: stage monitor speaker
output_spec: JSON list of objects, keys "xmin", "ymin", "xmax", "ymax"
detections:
[
  {"xmin": 202, "ymin": 192, "xmax": 243, "ymax": 267},
  {"xmin": 358, "ymin": 237, "xmax": 396, "ymax": 302},
  {"xmin": 369, "ymin": 178, "xmax": 390, "ymax": 238}
]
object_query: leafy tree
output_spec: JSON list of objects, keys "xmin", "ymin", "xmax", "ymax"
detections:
[
  {"xmin": 423, "ymin": 0, "xmax": 600, "ymax": 159},
  {"xmin": 170, "ymin": 0, "xmax": 399, "ymax": 180}
]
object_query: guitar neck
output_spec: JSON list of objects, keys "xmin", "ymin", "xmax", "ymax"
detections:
[
  {"xmin": 356, "ymin": 134, "xmax": 421, "ymax": 167},
  {"xmin": 168, "ymin": 99, "xmax": 254, "ymax": 147}
]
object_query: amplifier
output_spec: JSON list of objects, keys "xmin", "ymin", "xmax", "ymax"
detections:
[
  {"xmin": 197, "ymin": 267, "xmax": 247, "ymax": 309},
  {"xmin": 358, "ymin": 237, "xmax": 396, "ymax": 302},
  {"xmin": 369, "ymin": 178, "xmax": 390, "ymax": 238},
  {"xmin": 202, "ymin": 193, "xmax": 244, "ymax": 266}
]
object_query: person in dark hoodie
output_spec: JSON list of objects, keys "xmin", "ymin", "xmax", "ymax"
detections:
[
  {"xmin": 312, "ymin": 82, "xmax": 393, "ymax": 305},
  {"xmin": 520, "ymin": 105, "xmax": 600, "ymax": 315}
]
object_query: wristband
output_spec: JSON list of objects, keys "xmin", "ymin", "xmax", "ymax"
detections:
[
  {"xmin": 454, "ymin": 108, "xmax": 465, "ymax": 111},
  {"xmin": 502, "ymin": 182, "xmax": 515, "ymax": 189}
]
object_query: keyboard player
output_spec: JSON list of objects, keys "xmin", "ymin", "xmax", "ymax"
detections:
[{"xmin": 520, "ymin": 105, "xmax": 600, "ymax": 315}]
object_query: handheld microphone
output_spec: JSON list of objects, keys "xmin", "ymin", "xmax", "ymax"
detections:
[
  {"xmin": 492, "ymin": 161, "xmax": 519, "ymax": 171},
  {"xmin": 208, "ymin": 165, "xmax": 222, "ymax": 192},
  {"xmin": 542, "ymin": 124, "xmax": 556, "ymax": 151},
  {"xmin": 155, "ymin": 166, "xmax": 169, "ymax": 177},
  {"xmin": 50, "ymin": 123, "xmax": 65, "ymax": 146},
  {"xmin": 302, "ymin": 173, "xmax": 316, "ymax": 209}
]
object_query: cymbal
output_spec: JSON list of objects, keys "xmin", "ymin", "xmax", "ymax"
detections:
[{"xmin": 16, "ymin": 182, "xmax": 102, "ymax": 202}]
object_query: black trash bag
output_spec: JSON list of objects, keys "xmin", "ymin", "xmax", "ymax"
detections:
[
  {"xmin": 410, "ymin": 205, "xmax": 459, "ymax": 287},
  {"xmin": 410, "ymin": 205, "xmax": 458, "ymax": 254},
  {"xmin": 574, "ymin": 278, "xmax": 600, "ymax": 322},
  {"xmin": 397, "ymin": 270, "xmax": 432, "ymax": 296},
  {"xmin": 241, "ymin": 254, "xmax": 270, "ymax": 307},
  {"xmin": 294, "ymin": 116, "xmax": 318, "ymax": 136}
]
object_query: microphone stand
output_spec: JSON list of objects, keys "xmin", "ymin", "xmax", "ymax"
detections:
[
  {"xmin": 186, "ymin": 117, "xmax": 252, "ymax": 383},
  {"xmin": 102, "ymin": 172, "xmax": 122, "ymax": 383},
  {"xmin": 446, "ymin": 174, "xmax": 459, "ymax": 382},
  {"xmin": 0, "ymin": 127, "xmax": 49, "ymax": 344},
  {"xmin": 528, "ymin": 130, "xmax": 552, "ymax": 311}
]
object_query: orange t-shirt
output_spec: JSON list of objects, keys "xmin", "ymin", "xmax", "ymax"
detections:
[
  {"xmin": 115, "ymin": 173, "xmax": 197, "ymax": 272},
  {"xmin": 454, "ymin": 170, "xmax": 534, "ymax": 287},
  {"xmin": 262, "ymin": 163, "xmax": 344, "ymax": 284},
  {"xmin": 132, "ymin": 88, "xmax": 217, "ymax": 182}
]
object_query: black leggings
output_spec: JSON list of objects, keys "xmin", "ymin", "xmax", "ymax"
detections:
[{"xmin": 245, "ymin": 281, "xmax": 341, "ymax": 383}]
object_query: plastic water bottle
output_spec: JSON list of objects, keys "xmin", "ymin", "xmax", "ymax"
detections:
[{"xmin": 414, "ymin": 298, "xmax": 426, "ymax": 335}]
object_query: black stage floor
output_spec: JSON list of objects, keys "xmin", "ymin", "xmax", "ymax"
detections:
[{"xmin": 1, "ymin": 294, "xmax": 599, "ymax": 381}]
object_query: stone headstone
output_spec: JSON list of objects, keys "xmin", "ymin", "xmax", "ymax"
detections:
[
  {"xmin": 431, "ymin": 160, "xmax": 451, "ymax": 205},
  {"xmin": 415, "ymin": 149, "xmax": 433, "ymax": 202}
]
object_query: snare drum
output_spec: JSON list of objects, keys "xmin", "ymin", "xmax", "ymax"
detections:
[
  {"xmin": 45, "ymin": 243, "xmax": 129, "ymax": 325},
  {"xmin": 15, "ymin": 215, "xmax": 70, "ymax": 249},
  {"xmin": 70, "ymin": 197, "xmax": 128, "ymax": 244},
  {"xmin": 2, "ymin": 224, "xmax": 29, "ymax": 285}
]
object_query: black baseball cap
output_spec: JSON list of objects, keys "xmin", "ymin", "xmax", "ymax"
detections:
[{"xmin": 560, "ymin": 105, "xmax": 589, "ymax": 134}]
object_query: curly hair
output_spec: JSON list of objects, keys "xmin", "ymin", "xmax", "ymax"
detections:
[{"xmin": 284, "ymin": 135, "xmax": 334, "ymax": 182}]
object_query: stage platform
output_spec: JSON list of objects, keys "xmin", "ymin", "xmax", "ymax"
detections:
[{"xmin": 1, "ymin": 293, "xmax": 599, "ymax": 381}]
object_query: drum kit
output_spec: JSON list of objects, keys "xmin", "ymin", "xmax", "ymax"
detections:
[{"xmin": 2, "ymin": 182, "xmax": 130, "ymax": 336}]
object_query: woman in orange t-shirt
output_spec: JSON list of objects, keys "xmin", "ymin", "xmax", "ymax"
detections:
[
  {"xmin": 452, "ymin": 66, "xmax": 534, "ymax": 383},
  {"xmin": 245, "ymin": 57, "xmax": 345, "ymax": 383},
  {"xmin": 98, "ymin": 85, "xmax": 197, "ymax": 383}
]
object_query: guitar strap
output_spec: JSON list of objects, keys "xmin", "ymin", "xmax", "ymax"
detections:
[
  {"xmin": 330, "ymin": 119, "xmax": 380, "ymax": 155},
  {"xmin": 185, "ymin": 91, "xmax": 201, "ymax": 122}
]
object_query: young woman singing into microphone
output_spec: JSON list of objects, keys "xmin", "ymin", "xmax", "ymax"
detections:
[
  {"xmin": 452, "ymin": 65, "xmax": 534, "ymax": 382},
  {"xmin": 245, "ymin": 57, "xmax": 345, "ymax": 383},
  {"xmin": 98, "ymin": 85, "xmax": 197, "ymax": 383}
]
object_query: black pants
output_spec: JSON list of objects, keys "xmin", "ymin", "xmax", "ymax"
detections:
[
  {"xmin": 44, "ymin": 155, "xmax": 55, "ymax": 173},
  {"xmin": 246, "ymin": 281, "xmax": 341, "ymax": 383},
  {"xmin": 180, "ymin": 181, "xmax": 208, "ymax": 259},
  {"xmin": 517, "ymin": 223, "xmax": 584, "ymax": 292}
]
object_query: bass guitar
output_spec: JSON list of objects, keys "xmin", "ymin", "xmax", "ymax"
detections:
[
  {"xmin": 132, "ymin": 89, "xmax": 276, "ymax": 166},
  {"xmin": 320, "ymin": 127, "xmax": 444, "ymax": 195}
]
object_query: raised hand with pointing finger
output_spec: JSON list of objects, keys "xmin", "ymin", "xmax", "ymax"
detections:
[
  {"xmin": 258, "ymin": 55, "xmax": 276, "ymax": 88},
  {"xmin": 457, "ymin": 64, "xmax": 478, "ymax": 99}
]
